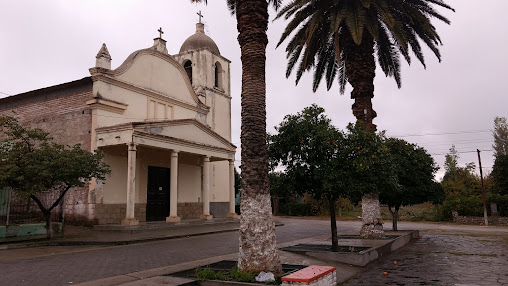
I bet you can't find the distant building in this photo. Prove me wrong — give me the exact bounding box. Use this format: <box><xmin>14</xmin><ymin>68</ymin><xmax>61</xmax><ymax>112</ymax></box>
<box><xmin>0</xmin><ymin>22</ymin><xmax>237</xmax><ymax>225</ymax></box>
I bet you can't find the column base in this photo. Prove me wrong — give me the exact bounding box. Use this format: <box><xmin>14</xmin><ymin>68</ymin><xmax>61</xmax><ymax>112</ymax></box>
<box><xmin>166</xmin><ymin>216</ymin><xmax>181</xmax><ymax>223</ymax></box>
<box><xmin>227</xmin><ymin>213</ymin><xmax>239</xmax><ymax>219</ymax></box>
<box><xmin>200</xmin><ymin>214</ymin><xmax>213</xmax><ymax>220</ymax></box>
<box><xmin>121</xmin><ymin>218</ymin><xmax>139</xmax><ymax>226</ymax></box>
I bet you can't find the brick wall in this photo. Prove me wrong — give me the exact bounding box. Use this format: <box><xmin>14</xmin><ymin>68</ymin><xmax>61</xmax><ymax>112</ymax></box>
<box><xmin>0</xmin><ymin>78</ymin><xmax>95</xmax><ymax>224</ymax></box>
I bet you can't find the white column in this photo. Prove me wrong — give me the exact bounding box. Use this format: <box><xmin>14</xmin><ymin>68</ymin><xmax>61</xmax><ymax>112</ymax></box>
<box><xmin>200</xmin><ymin>156</ymin><xmax>213</xmax><ymax>220</ymax></box>
<box><xmin>122</xmin><ymin>142</ymin><xmax>139</xmax><ymax>226</ymax></box>
<box><xmin>166</xmin><ymin>150</ymin><xmax>181</xmax><ymax>222</ymax></box>
<box><xmin>227</xmin><ymin>160</ymin><xmax>238</xmax><ymax>218</ymax></box>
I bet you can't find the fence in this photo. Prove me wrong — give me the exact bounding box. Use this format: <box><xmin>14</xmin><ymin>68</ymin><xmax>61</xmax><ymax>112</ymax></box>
<box><xmin>0</xmin><ymin>188</ymin><xmax>62</xmax><ymax>226</ymax></box>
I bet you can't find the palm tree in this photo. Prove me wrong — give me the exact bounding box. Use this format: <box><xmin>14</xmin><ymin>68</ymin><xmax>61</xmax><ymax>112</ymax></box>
<box><xmin>276</xmin><ymin>0</ymin><xmax>453</xmax><ymax>238</ymax></box>
<box><xmin>190</xmin><ymin>0</ymin><xmax>282</xmax><ymax>274</ymax></box>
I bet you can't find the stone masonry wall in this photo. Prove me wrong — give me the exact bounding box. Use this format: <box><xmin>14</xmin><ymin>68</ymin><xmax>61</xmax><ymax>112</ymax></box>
<box><xmin>452</xmin><ymin>212</ymin><xmax>508</xmax><ymax>226</ymax></box>
<box><xmin>178</xmin><ymin>202</ymin><xmax>203</xmax><ymax>220</ymax></box>
<box><xmin>94</xmin><ymin>203</ymin><xmax>146</xmax><ymax>225</ymax></box>
<box><xmin>0</xmin><ymin>79</ymin><xmax>95</xmax><ymax>223</ymax></box>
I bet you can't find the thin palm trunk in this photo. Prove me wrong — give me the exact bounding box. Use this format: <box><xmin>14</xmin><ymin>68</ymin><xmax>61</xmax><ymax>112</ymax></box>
<box><xmin>236</xmin><ymin>0</ymin><xmax>282</xmax><ymax>274</ymax></box>
<box><xmin>343</xmin><ymin>29</ymin><xmax>384</xmax><ymax>239</ymax></box>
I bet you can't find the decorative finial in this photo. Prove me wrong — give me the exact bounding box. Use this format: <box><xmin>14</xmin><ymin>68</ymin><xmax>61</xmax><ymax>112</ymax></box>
<box><xmin>95</xmin><ymin>43</ymin><xmax>111</xmax><ymax>69</ymax></box>
<box><xmin>197</xmin><ymin>10</ymin><xmax>204</xmax><ymax>24</ymax></box>
<box><xmin>158</xmin><ymin>27</ymin><xmax>164</xmax><ymax>39</ymax></box>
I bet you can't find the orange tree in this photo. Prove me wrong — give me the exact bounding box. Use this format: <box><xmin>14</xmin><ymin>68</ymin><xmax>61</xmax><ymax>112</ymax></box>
<box><xmin>269</xmin><ymin>105</ymin><xmax>347</xmax><ymax>250</ymax></box>
<box><xmin>380</xmin><ymin>138</ymin><xmax>441</xmax><ymax>230</ymax></box>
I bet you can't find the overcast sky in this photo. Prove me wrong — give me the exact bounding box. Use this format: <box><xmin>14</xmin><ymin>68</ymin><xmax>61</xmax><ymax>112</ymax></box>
<box><xmin>1</xmin><ymin>0</ymin><xmax>507</xmax><ymax>180</ymax></box>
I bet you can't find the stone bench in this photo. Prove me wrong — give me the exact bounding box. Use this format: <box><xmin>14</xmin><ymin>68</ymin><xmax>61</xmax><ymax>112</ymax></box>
<box><xmin>281</xmin><ymin>265</ymin><xmax>336</xmax><ymax>286</ymax></box>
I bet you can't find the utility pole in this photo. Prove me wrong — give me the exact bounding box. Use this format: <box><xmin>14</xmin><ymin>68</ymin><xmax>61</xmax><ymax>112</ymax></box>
<box><xmin>477</xmin><ymin>149</ymin><xmax>488</xmax><ymax>226</ymax></box>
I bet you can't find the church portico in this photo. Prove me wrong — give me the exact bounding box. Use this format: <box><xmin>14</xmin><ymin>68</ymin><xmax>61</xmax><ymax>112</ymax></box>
<box><xmin>95</xmin><ymin>119</ymin><xmax>235</xmax><ymax>225</ymax></box>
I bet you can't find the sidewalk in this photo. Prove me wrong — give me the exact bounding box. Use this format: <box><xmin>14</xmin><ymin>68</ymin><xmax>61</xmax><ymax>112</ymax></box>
<box><xmin>0</xmin><ymin>218</ymin><xmax>241</xmax><ymax>249</ymax></box>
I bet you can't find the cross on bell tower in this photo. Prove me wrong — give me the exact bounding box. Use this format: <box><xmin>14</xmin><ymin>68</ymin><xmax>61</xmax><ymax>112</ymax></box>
<box><xmin>197</xmin><ymin>10</ymin><xmax>204</xmax><ymax>24</ymax></box>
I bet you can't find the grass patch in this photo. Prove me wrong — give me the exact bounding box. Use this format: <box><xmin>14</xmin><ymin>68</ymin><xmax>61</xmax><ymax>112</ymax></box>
<box><xmin>194</xmin><ymin>266</ymin><xmax>278</xmax><ymax>284</ymax></box>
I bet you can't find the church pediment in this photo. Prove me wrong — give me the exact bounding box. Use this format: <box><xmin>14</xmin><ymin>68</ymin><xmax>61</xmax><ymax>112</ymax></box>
<box><xmin>95</xmin><ymin>119</ymin><xmax>235</xmax><ymax>160</ymax></box>
<box><xmin>90</xmin><ymin>48</ymin><xmax>205</xmax><ymax>111</ymax></box>
<box><xmin>117</xmin><ymin>49</ymin><xmax>198</xmax><ymax>106</ymax></box>
<box><xmin>133</xmin><ymin>119</ymin><xmax>234</xmax><ymax>151</ymax></box>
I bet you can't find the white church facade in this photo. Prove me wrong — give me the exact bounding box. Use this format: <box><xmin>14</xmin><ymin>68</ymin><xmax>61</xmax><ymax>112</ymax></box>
<box><xmin>0</xmin><ymin>22</ymin><xmax>237</xmax><ymax>225</ymax></box>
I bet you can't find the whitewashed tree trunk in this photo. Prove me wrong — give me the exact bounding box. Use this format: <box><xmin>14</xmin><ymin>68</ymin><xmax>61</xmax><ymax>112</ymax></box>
<box><xmin>360</xmin><ymin>193</ymin><xmax>385</xmax><ymax>239</ymax></box>
<box><xmin>238</xmin><ymin>190</ymin><xmax>281</xmax><ymax>274</ymax></box>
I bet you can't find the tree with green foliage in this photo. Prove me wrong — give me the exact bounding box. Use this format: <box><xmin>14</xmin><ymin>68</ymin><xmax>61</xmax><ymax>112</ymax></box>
<box><xmin>190</xmin><ymin>0</ymin><xmax>283</xmax><ymax>273</ymax></box>
<box><xmin>439</xmin><ymin>145</ymin><xmax>483</xmax><ymax>219</ymax></box>
<box><xmin>493</xmin><ymin>116</ymin><xmax>508</xmax><ymax>156</ymax></box>
<box><xmin>491</xmin><ymin>154</ymin><xmax>508</xmax><ymax>196</ymax></box>
<box><xmin>268</xmin><ymin>171</ymin><xmax>293</xmax><ymax>216</ymax></box>
<box><xmin>344</xmin><ymin>124</ymin><xmax>397</xmax><ymax>237</ymax></box>
<box><xmin>0</xmin><ymin>116</ymin><xmax>110</xmax><ymax>238</ymax></box>
<box><xmin>442</xmin><ymin>145</ymin><xmax>478</xmax><ymax>196</ymax></box>
<box><xmin>234</xmin><ymin>167</ymin><xmax>241</xmax><ymax>197</ymax></box>
<box><xmin>275</xmin><ymin>0</ymin><xmax>453</xmax><ymax>238</ymax></box>
<box><xmin>380</xmin><ymin>138</ymin><xmax>441</xmax><ymax>230</ymax></box>
<box><xmin>269</xmin><ymin>105</ymin><xmax>347</xmax><ymax>250</ymax></box>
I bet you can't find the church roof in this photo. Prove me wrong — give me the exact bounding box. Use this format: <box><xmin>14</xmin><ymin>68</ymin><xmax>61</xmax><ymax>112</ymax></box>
<box><xmin>179</xmin><ymin>23</ymin><xmax>220</xmax><ymax>55</ymax></box>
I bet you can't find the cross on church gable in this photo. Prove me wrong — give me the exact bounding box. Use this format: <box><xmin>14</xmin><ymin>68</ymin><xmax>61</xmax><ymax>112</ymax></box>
<box><xmin>158</xmin><ymin>27</ymin><xmax>164</xmax><ymax>39</ymax></box>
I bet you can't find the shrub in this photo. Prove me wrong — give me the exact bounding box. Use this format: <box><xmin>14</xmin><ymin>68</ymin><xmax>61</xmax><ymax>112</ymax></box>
<box><xmin>437</xmin><ymin>194</ymin><xmax>484</xmax><ymax>220</ymax></box>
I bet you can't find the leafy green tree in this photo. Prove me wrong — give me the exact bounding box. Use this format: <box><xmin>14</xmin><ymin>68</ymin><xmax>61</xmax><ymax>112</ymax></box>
<box><xmin>269</xmin><ymin>105</ymin><xmax>347</xmax><ymax>250</ymax></box>
<box><xmin>491</xmin><ymin>154</ymin><xmax>508</xmax><ymax>196</ymax></box>
<box><xmin>439</xmin><ymin>146</ymin><xmax>483</xmax><ymax>219</ymax></box>
<box><xmin>380</xmin><ymin>138</ymin><xmax>440</xmax><ymax>230</ymax></box>
<box><xmin>268</xmin><ymin>171</ymin><xmax>293</xmax><ymax>216</ymax></box>
<box><xmin>234</xmin><ymin>167</ymin><xmax>241</xmax><ymax>197</ymax></box>
<box><xmin>493</xmin><ymin>117</ymin><xmax>508</xmax><ymax>156</ymax></box>
<box><xmin>442</xmin><ymin>145</ymin><xmax>478</xmax><ymax>196</ymax></box>
<box><xmin>190</xmin><ymin>0</ymin><xmax>284</xmax><ymax>274</ymax></box>
<box><xmin>344</xmin><ymin>124</ymin><xmax>397</xmax><ymax>238</ymax></box>
<box><xmin>0</xmin><ymin>116</ymin><xmax>110</xmax><ymax>238</ymax></box>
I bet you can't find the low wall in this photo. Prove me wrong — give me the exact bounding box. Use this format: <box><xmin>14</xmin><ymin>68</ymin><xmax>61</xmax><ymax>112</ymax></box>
<box><xmin>0</xmin><ymin>223</ymin><xmax>62</xmax><ymax>238</ymax></box>
<box><xmin>452</xmin><ymin>212</ymin><xmax>508</xmax><ymax>226</ymax></box>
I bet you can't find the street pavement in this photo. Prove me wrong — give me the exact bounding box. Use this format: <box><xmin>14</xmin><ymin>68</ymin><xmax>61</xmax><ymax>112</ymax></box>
<box><xmin>0</xmin><ymin>217</ymin><xmax>350</xmax><ymax>286</ymax></box>
<box><xmin>1</xmin><ymin>217</ymin><xmax>507</xmax><ymax>286</ymax></box>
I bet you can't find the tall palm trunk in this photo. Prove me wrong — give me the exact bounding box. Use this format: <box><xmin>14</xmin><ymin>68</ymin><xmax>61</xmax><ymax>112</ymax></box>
<box><xmin>343</xmin><ymin>29</ymin><xmax>385</xmax><ymax>239</ymax></box>
<box><xmin>342</xmin><ymin>29</ymin><xmax>377</xmax><ymax>129</ymax></box>
<box><xmin>236</xmin><ymin>0</ymin><xmax>282</xmax><ymax>274</ymax></box>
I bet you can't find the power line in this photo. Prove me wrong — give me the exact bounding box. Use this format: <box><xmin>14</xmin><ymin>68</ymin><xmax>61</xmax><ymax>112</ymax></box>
<box><xmin>391</xmin><ymin>129</ymin><xmax>491</xmax><ymax>138</ymax></box>
<box><xmin>430</xmin><ymin>149</ymin><xmax>494</xmax><ymax>156</ymax></box>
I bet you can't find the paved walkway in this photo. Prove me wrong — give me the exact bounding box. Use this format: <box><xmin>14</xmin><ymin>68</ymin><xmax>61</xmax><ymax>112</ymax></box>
<box><xmin>341</xmin><ymin>226</ymin><xmax>508</xmax><ymax>285</ymax></box>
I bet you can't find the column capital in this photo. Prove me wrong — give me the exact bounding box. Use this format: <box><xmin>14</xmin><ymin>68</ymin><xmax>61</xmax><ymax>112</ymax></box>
<box><xmin>127</xmin><ymin>142</ymin><xmax>137</xmax><ymax>151</ymax></box>
<box><xmin>171</xmin><ymin>150</ymin><xmax>179</xmax><ymax>157</ymax></box>
<box><xmin>203</xmin><ymin>155</ymin><xmax>210</xmax><ymax>162</ymax></box>
<box><xmin>229</xmin><ymin>159</ymin><xmax>235</xmax><ymax>166</ymax></box>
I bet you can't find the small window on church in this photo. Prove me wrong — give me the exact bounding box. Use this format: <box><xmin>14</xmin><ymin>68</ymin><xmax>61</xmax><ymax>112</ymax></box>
<box><xmin>214</xmin><ymin>62</ymin><xmax>222</xmax><ymax>89</ymax></box>
<box><xmin>184</xmin><ymin>60</ymin><xmax>192</xmax><ymax>84</ymax></box>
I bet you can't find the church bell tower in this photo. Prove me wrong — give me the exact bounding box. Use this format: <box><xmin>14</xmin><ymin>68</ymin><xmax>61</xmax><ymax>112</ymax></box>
<box><xmin>173</xmin><ymin>15</ymin><xmax>232</xmax><ymax>141</ymax></box>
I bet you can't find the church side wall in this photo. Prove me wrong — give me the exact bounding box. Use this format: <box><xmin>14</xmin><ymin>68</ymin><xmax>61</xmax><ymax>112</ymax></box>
<box><xmin>0</xmin><ymin>80</ymin><xmax>95</xmax><ymax>225</ymax></box>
